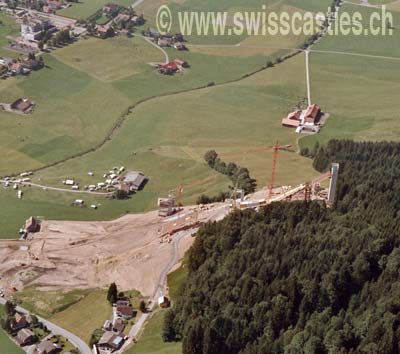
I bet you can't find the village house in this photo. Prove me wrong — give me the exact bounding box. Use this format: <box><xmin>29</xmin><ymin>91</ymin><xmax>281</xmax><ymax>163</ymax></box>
<box><xmin>158</xmin><ymin>295</ymin><xmax>170</xmax><ymax>308</ymax></box>
<box><xmin>11</xmin><ymin>98</ymin><xmax>35</xmax><ymax>114</ymax></box>
<box><xmin>103</xmin><ymin>320</ymin><xmax>112</xmax><ymax>331</ymax></box>
<box><xmin>157</xmin><ymin>38</ymin><xmax>171</xmax><ymax>47</ymax></box>
<box><xmin>116</xmin><ymin>305</ymin><xmax>134</xmax><ymax>319</ymax></box>
<box><xmin>173</xmin><ymin>58</ymin><xmax>189</xmax><ymax>68</ymax></box>
<box><xmin>131</xmin><ymin>15</ymin><xmax>144</xmax><ymax>26</ymax></box>
<box><xmin>22</xmin><ymin>58</ymin><xmax>41</xmax><ymax>71</ymax></box>
<box><xmin>115</xmin><ymin>297</ymin><xmax>130</xmax><ymax>307</ymax></box>
<box><xmin>103</xmin><ymin>3</ymin><xmax>120</xmax><ymax>16</ymax></box>
<box><xmin>98</xmin><ymin>331</ymin><xmax>124</xmax><ymax>352</ymax></box>
<box><xmin>112</xmin><ymin>318</ymin><xmax>125</xmax><ymax>333</ymax></box>
<box><xmin>147</xmin><ymin>27</ymin><xmax>160</xmax><ymax>39</ymax></box>
<box><xmin>96</xmin><ymin>25</ymin><xmax>114</xmax><ymax>39</ymax></box>
<box><xmin>36</xmin><ymin>340</ymin><xmax>61</xmax><ymax>354</ymax></box>
<box><xmin>11</xmin><ymin>62</ymin><xmax>31</xmax><ymax>75</ymax></box>
<box><xmin>158</xmin><ymin>61</ymin><xmax>178</xmax><ymax>75</ymax></box>
<box><xmin>113</xmin><ymin>13</ymin><xmax>131</xmax><ymax>26</ymax></box>
<box><xmin>16</xmin><ymin>328</ymin><xmax>37</xmax><ymax>346</ymax></box>
<box><xmin>0</xmin><ymin>57</ymin><xmax>13</xmax><ymax>66</ymax></box>
<box><xmin>173</xmin><ymin>42</ymin><xmax>187</xmax><ymax>51</ymax></box>
<box><xmin>10</xmin><ymin>313</ymin><xmax>29</xmax><ymax>332</ymax></box>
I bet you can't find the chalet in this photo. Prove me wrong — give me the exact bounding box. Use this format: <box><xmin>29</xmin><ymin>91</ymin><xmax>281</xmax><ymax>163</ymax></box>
<box><xmin>37</xmin><ymin>340</ymin><xmax>61</xmax><ymax>354</ymax></box>
<box><xmin>116</xmin><ymin>305</ymin><xmax>134</xmax><ymax>319</ymax></box>
<box><xmin>25</xmin><ymin>216</ymin><xmax>40</xmax><ymax>233</ymax></box>
<box><xmin>16</xmin><ymin>328</ymin><xmax>36</xmax><ymax>346</ymax></box>
<box><xmin>11</xmin><ymin>98</ymin><xmax>35</xmax><ymax>113</ymax></box>
<box><xmin>98</xmin><ymin>331</ymin><xmax>124</xmax><ymax>351</ymax></box>
<box><xmin>10</xmin><ymin>313</ymin><xmax>29</xmax><ymax>332</ymax></box>
<box><xmin>122</xmin><ymin>171</ymin><xmax>147</xmax><ymax>191</ymax></box>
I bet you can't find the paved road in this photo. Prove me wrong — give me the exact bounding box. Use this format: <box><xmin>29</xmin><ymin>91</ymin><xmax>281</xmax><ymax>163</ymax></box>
<box><xmin>0</xmin><ymin>298</ymin><xmax>92</xmax><ymax>354</ymax></box>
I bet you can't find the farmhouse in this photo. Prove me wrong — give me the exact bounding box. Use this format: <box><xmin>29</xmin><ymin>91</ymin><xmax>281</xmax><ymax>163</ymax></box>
<box><xmin>16</xmin><ymin>328</ymin><xmax>36</xmax><ymax>346</ymax></box>
<box><xmin>282</xmin><ymin>104</ymin><xmax>322</xmax><ymax>133</ymax></box>
<box><xmin>303</xmin><ymin>103</ymin><xmax>321</xmax><ymax>124</ymax></box>
<box><xmin>122</xmin><ymin>171</ymin><xmax>147</xmax><ymax>191</ymax></box>
<box><xmin>10</xmin><ymin>98</ymin><xmax>35</xmax><ymax>113</ymax></box>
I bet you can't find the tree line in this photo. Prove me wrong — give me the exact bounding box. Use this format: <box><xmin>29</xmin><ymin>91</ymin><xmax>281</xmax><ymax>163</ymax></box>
<box><xmin>163</xmin><ymin>139</ymin><xmax>400</xmax><ymax>354</ymax></box>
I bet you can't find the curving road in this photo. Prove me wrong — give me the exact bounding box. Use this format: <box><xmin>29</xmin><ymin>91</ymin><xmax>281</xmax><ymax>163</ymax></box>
<box><xmin>0</xmin><ymin>298</ymin><xmax>92</xmax><ymax>354</ymax></box>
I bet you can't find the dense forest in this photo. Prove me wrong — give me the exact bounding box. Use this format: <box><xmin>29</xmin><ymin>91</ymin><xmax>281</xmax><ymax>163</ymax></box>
<box><xmin>164</xmin><ymin>140</ymin><xmax>400</xmax><ymax>354</ymax></box>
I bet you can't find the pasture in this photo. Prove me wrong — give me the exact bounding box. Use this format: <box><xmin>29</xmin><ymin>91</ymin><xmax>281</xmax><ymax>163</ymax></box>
<box><xmin>57</xmin><ymin>0</ymin><xmax>134</xmax><ymax>19</ymax></box>
<box><xmin>52</xmin><ymin>36</ymin><xmax>164</xmax><ymax>82</ymax></box>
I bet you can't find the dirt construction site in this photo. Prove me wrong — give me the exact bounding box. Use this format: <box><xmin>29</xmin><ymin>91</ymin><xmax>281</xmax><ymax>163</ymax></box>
<box><xmin>0</xmin><ymin>205</ymin><xmax>230</xmax><ymax>297</ymax></box>
<box><xmin>0</xmin><ymin>168</ymin><xmax>334</xmax><ymax>299</ymax></box>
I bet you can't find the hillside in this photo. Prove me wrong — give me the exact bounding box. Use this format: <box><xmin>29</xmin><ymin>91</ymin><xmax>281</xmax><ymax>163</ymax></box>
<box><xmin>165</xmin><ymin>140</ymin><xmax>400</xmax><ymax>354</ymax></box>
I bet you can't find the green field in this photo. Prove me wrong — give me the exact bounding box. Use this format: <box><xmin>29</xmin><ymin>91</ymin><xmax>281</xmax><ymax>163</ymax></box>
<box><xmin>300</xmin><ymin>3</ymin><xmax>400</xmax><ymax>149</ymax></box>
<box><xmin>52</xmin><ymin>36</ymin><xmax>164</xmax><ymax>82</ymax></box>
<box><xmin>0</xmin><ymin>12</ymin><xmax>19</xmax><ymax>58</ymax></box>
<box><xmin>14</xmin><ymin>288</ymin><xmax>111</xmax><ymax>343</ymax></box>
<box><xmin>58</xmin><ymin>0</ymin><xmax>134</xmax><ymax>19</ymax></box>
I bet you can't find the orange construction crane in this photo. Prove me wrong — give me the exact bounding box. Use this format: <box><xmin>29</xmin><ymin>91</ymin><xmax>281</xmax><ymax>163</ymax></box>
<box><xmin>268</xmin><ymin>141</ymin><xmax>292</xmax><ymax>200</ymax></box>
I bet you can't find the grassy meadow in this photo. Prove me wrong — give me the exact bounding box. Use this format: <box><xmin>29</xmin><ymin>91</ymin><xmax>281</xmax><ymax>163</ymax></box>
<box><xmin>57</xmin><ymin>0</ymin><xmax>134</xmax><ymax>19</ymax></box>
